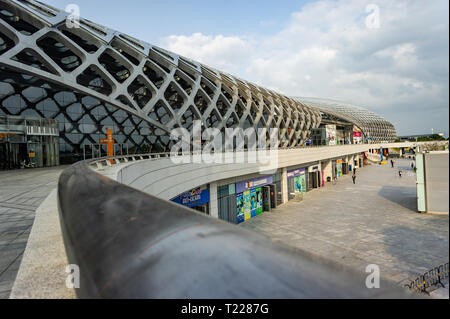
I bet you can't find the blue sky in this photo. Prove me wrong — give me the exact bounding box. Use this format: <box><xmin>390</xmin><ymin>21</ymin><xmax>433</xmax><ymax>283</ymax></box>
<box><xmin>43</xmin><ymin>0</ymin><xmax>449</xmax><ymax>137</ymax></box>
<box><xmin>45</xmin><ymin>0</ymin><xmax>314</xmax><ymax>42</ymax></box>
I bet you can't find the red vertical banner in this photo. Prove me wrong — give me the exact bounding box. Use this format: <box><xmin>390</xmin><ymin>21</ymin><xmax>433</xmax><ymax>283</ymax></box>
<box><xmin>100</xmin><ymin>128</ymin><xmax>115</xmax><ymax>164</ymax></box>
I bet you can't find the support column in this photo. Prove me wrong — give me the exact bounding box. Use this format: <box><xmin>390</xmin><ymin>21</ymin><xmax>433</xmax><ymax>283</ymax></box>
<box><xmin>322</xmin><ymin>160</ymin><xmax>332</xmax><ymax>183</ymax></box>
<box><xmin>209</xmin><ymin>182</ymin><xmax>219</xmax><ymax>219</ymax></box>
<box><xmin>281</xmin><ymin>167</ymin><xmax>288</xmax><ymax>204</ymax></box>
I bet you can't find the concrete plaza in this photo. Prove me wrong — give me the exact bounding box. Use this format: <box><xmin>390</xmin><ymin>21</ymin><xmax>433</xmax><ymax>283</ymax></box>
<box><xmin>0</xmin><ymin>167</ymin><xmax>65</xmax><ymax>299</ymax></box>
<box><xmin>241</xmin><ymin>159</ymin><xmax>449</xmax><ymax>292</ymax></box>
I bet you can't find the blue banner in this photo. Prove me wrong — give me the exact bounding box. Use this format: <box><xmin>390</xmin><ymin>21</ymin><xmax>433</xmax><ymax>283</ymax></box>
<box><xmin>172</xmin><ymin>188</ymin><xmax>210</xmax><ymax>208</ymax></box>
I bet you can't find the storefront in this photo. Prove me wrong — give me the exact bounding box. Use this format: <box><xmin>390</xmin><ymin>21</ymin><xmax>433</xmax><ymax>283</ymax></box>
<box><xmin>235</xmin><ymin>175</ymin><xmax>273</xmax><ymax>224</ymax></box>
<box><xmin>308</xmin><ymin>164</ymin><xmax>321</xmax><ymax>189</ymax></box>
<box><xmin>287</xmin><ymin>168</ymin><xmax>307</xmax><ymax>200</ymax></box>
<box><xmin>217</xmin><ymin>184</ymin><xmax>237</xmax><ymax>224</ymax></box>
<box><xmin>171</xmin><ymin>185</ymin><xmax>210</xmax><ymax>215</ymax></box>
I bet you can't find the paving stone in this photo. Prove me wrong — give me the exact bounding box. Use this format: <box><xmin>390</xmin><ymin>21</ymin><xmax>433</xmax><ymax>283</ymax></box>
<box><xmin>0</xmin><ymin>166</ymin><xmax>65</xmax><ymax>299</ymax></box>
<box><xmin>241</xmin><ymin>159</ymin><xmax>449</xmax><ymax>286</ymax></box>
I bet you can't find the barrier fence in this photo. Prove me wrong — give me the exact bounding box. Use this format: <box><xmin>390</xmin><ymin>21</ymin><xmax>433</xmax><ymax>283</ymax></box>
<box><xmin>403</xmin><ymin>263</ymin><xmax>449</xmax><ymax>295</ymax></box>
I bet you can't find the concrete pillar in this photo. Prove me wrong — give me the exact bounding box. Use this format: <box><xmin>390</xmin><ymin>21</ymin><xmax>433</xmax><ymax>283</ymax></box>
<box><xmin>322</xmin><ymin>160</ymin><xmax>332</xmax><ymax>183</ymax></box>
<box><xmin>209</xmin><ymin>182</ymin><xmax>218</xmax><ymax>219</ymax></box>
<box><xmin>281</xmin><ymin>167</ymin><xmax>288</xmax><ymax>204</ymax></box>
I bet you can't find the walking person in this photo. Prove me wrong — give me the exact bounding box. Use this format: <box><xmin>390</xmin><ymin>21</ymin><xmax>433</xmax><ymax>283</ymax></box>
<box><xmin>352</xmin><ymin>174</ymin><xmax>356</xmax><ymax>184</ymax></box>
<box><xmin>411</xmin><ymin>162</ymin><xmax>415</xmax><ymax>170</ymax></box>
<box><xmin>398</xmin><ymin>170</ymin><xmax>402</xmax><ymax>178</ymax></box>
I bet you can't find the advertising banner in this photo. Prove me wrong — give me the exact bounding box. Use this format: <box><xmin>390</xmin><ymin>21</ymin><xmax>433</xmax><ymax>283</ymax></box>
<box><xmin>243</xmin><ymin>190</ymin><xmax>251</xmax><ymax>221</ymax></box>
<box><xmin>171</xmin><ymin>187</ymin><xmax>210</xmax><ymax>208</ymax></box>
<box><xmin>236</xmin><ymin>193</ymin><xmax>244</xmax><ymax>224</ymax></box>
<box><xmin>235</xmin><ymin>176</ymin><xmax>273</xmax><ymax>194</ymax></box>
<box><xmin>325</xmin><ymin>125</ymin><xmax>337</xmax><ymax>145</ymax></box>
<box><xmin>288</xmin><ymin>168</ymin><xmax>307</xmax><ymax>193</ymax></box>
<box><xmin>353</xmin><ymin>131</ymin><xmax>362</xmax><ymax>144</ymax></box>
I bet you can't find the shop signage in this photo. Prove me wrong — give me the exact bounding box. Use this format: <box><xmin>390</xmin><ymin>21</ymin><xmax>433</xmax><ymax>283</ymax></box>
<box><xmin>336</xmin><ymin>159</ymin><xmax>343</xmax><ymax>164</ymax></box>
<box><xmin>287</xmin><ymin>168</ymin><xmax>306</xmax><ymax>178</ymax></box>
<box><xmin>308</xmin><ymin>165</ymin><xmax>319</xmax><ymax>173</ymax></box>
<box><xmin>235</xmin><ymin>176</ymin><xmax>273</xmax><ymax>194</ymax></box>
<box><xmin>171</xmin><ymin>188</ymin><xmax>210</xmax><ymax>208</ymax></box>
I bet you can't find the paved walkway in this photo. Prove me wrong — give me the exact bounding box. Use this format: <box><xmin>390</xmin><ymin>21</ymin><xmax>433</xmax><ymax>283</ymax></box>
<box><xmin>241</xmin><ymin>159</ymin><xmax>449</xmax><ymax>293</ymax></box>
<box><xmin>0</xmin><ymin>166</ymin><xmax>65</xmax><ymax>299</ymax></box>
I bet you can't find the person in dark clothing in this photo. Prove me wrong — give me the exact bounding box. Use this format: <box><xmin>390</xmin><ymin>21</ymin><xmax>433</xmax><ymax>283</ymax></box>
<box><xmin>353</xmin><ymin>167</ymin><xmax>357</xmax><ymax>175</ymax></box>
<box><xmin>411</xmin><ymin>162</ymin><xmax>415</xmax><ymax>170</ymax></box>
<box><xmin>398</xmin><ymin>170</ymin><xmax>402</xmax><ymax>177</ymax></box>
<box><xmin>352</xmin><ymin>175</ymin><xmax>356</xmax><ymax>184</ymax></box>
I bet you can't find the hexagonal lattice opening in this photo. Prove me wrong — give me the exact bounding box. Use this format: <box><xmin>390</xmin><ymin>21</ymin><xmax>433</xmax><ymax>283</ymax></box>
<box><xmin>127</xmin><ymin>76</ymin><xmax>153</xmax><ymax>109</ymax></box>
<box><xmin>180</xmin><ymin>105</ymin><xmax>200</xmax><ymax>131</ymax></box>
<box><xmin>200</xmin><ymin>77</ymin><xmax>216</xmax><ymax>99</ymax></box>
<box><xmin>164</xmin><ymin>82</ymin><xmax>185</xmax><ymax>112</ymax></box>
<box><xmin>98</xmin><ymin>51</ymin><xmax>131</xmax><ymax>83</ymax></box>
<box><xmin>60</xmin><ymin>28</ymin><xmax>99</xmax><ymax>54</ymax></box>
<box><xmin>205</xmin><ymin>109</ymin><xmax>221</xmax><ymax>129</ymax></box>
<box><xmin>77</xmin><ymin>65</ymin><xmax>113</xmax><ymax>96</ymax></box>
<box><xmin>0</xmin><ymin>31</ymin><xmax>15</xmax><ymax>55</ymax></box>
<box><xmin>11</xmin><ymin>49</ymin><xmax>57</xmax><ymax>74</ymax></box>
<box><xmin>216</xmin><ymin>95</ymin><xmax>230</xmax><ymax>117</ymax></box>
<box><xmin>37</xmin><ymin>36</ymin><xmax>82</xmax><ymax>72</ymax></box>
<box><xmin>142</xmin><ymin>61</ymin><xmax>165</xmax><ymax>89</ymax></box>
<box><xmin>194</xmin><ymin>89</ymin><xmax>210</xmax><ymax>115</ymax></box>
<box><xmin>0</xmin><ymin>8</ymin><xmax>39</xmax><ymax>36</ymax></box>
<box><xmin>148</xmin><ymin>100</ymin><xmax>172</xmax><ymax>125</ymax></box>
<box><xmin>174</xmin><ymin>70</ymin><xmax>194</xmax><ymax>95</ymax></box>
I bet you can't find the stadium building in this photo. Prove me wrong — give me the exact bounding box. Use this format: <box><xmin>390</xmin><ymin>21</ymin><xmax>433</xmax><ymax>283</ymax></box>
<box><xmin>0</xmin><ymin>0</ymin><xmax>396</xmax><ymax>169</ymax></box>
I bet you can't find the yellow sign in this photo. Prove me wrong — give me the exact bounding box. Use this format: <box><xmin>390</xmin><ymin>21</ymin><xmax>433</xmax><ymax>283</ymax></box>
<box><xmin>29</xmin><ymin>152</ymin><xmax>35</xmax><ymax>158</ymax></box>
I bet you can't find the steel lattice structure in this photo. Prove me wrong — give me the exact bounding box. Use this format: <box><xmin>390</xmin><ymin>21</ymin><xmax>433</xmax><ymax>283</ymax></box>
<box><xmin>0</xmin><ymin>0</ymin><xmax>324</xmax><ymax>162</ymax></box>
<box><xmin>293</xmin><ymin>97</ymin><xmax>397</xmax><ymax>143</ymax></box>
<box><xmin>0</xmin><ymin>0</ymin><xmax>397</xmax><ymax>163</ymax></box>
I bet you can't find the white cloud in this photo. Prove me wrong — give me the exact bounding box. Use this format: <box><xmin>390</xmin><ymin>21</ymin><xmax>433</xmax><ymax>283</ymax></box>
<box><xmin>160</xmin><ymin>0</ymin><xmax>449</xmax><ymax>136</ymax></box>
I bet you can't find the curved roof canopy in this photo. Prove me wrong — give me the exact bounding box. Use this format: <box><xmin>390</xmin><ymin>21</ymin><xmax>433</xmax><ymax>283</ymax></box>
<box><xmin>293</xmin><ymin>97</ymin><xmax>397</xmax><ymax>142</ymax></box>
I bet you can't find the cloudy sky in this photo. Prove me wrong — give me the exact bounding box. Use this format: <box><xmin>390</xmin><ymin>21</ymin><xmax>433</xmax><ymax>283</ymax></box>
<box><xmin>47</xmin><ymin>0</ymin><xmax>449</xmax><ymax>136</ymax></box>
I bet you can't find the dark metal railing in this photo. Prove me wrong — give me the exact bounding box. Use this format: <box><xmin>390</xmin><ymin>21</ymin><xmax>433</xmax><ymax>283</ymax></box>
<box><xmin>57</xmin><ymin>159</ymin><xmax>415</xmax><ymax>298</ymax></box>
<box><xmin>403</xmin><ymin>263</ymin><xmax>449</xmax><ymax>295</ymax></box>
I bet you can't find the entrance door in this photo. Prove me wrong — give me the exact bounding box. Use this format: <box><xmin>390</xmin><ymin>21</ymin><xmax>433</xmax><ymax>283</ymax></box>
<box><xmin>218</xmin><ymin>195</ymin><xmax>237</xmax><ymax>224</ymax></box>
<box><xmin>269</xmin><ymin>184</ymin><xmax>277</xmax><ymax>209</ymax></box>
<box><xmin>262</xmin><ymin>186</ymin><xmax>271</xmax><ymax>211</ymax></box>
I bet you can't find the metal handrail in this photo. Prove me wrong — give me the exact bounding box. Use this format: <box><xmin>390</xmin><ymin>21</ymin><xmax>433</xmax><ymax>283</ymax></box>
<box><xmin>57</xmin><ymin>158</ymin><xmax>415</xmax><ymax>298</ymax></box>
